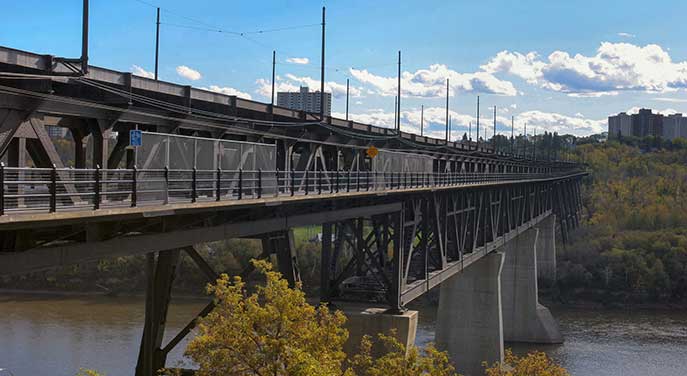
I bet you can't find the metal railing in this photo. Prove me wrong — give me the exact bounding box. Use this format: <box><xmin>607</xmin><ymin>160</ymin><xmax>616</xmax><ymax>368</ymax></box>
<box><xmin>0</xmin><ymin>164</ymin><xmax>581</xmax><ymax>216</ymax></box>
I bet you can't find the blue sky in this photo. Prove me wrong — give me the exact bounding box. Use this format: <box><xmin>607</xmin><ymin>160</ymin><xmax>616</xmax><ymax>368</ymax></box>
<box><xmin>3</xmin><ymin>0</ymin><xmax>687</xmax><ymax>137</ymax></box>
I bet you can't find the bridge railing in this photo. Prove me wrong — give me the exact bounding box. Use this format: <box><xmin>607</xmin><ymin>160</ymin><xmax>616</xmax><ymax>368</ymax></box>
<box><xmin>0</xmin><ymin>165</ymin><xmax>582</xmax><ymax>215</ymax></box>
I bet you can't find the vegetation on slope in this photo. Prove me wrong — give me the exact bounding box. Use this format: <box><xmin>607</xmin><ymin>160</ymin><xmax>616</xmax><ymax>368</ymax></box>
<box><xmin>556</xmin><ymin>140</ymin><xmax>687</xmax><ymax>304</ymax></box>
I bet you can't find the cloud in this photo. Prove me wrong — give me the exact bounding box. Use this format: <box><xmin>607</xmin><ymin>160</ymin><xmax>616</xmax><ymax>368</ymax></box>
<box><xmin>517</xmin><ymin>110</ymin><xmax>605</xmax><ymax>136</ymax></box>
<box><xmin>617</xmin><ymin>32</ymin><xmax>635</xmax><ymax>38</ymax></box>
<box><xmin>255</xmin><ymin>75</ymin><xmax>362</xmax><ymax>99</ymax></box>
<box><xmin>176</xmin><ymin>65</ymin><xmax>202</xmax><ymax>81</ymax></box>
<box><xmin>653</xmin><ymin>97</ymin><xmax>687</xmax><ymax>103</ymax></box>
<box><xmin>132</xmin><ymin>65</ymin><xmax>154</xmax><ymax>79</ymax></box>
<box><xmin>622</xmin><ymin>107</ymin><xmax>682</xmax><ymax>116</ymax></box>
<box><xmin>349</xmin><ymin>64</ymin><xmax>518</xmax><ymax>97</ymax></box>
<box><xmin>286</xmin><ymin>57</ymin><xmax>309</xmax><ymax>65</ymax></box>
<box><xmin>201</xmin><ymin>85</ymin><xmax>252</xmax><ymax>100</ymax></box>
<box><xmin>483</xmin><ymin>42</ymin><xmax>687</xmax><ymax>96</ymax></box>
<box><xmin>332</xmin><ymin>107</ymin><xmax>606</xmax><ymax>138</ymax></box>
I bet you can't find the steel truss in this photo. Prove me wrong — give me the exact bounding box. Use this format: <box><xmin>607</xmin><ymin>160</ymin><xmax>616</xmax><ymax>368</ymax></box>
<box><xmin>319</xmin><ymin>176</ymin><xmax>583</xmax><ymax>308</ymax></box>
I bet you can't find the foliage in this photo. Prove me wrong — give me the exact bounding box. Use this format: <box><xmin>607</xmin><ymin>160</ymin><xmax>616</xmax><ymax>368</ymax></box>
<box><xmin>75</xmin><ymin>369</ymin><xmax>103</xmax><ymax>376</ymax></box>
<box><xmin>557</xmin><ymin>140</ymin><xmax>687</xmax><ymax>303</ymax></box>
<box><xmin>185</xmin><ymin>259</ymin><xmax>350</xmax><ymax>376</ymax></box>
<box><xmin>185</xmin><ymin>259</ymin><xmax>473</xmax><ymax>376</ymax></box>
<box><xmin>484</xmin><ymin>349</ymin><xmax>569</xmax><ymax>376</ymax></box>
<box><xmin>349</xmin><ymin>333</ymin><xmax>457</xmax><ymax>376</ymax></box>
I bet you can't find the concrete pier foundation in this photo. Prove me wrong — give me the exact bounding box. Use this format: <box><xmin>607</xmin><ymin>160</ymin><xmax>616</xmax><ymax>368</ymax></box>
<box><xmin>342</xmin><ymin>306</ymin><xmax>418</xmax><ymax>356</ymax></box>
<box><xmin>436</xmin><ymin>252</ymin><xmax>505</xmax><ymax>376</ymax></box>
<box><xmin>535</xmin><ymin>214</ymin><xmax>557</xmax><ymax>285</ymax></box>
<box><xmin>501</xmin><ymin>227</ymin><xmax>563</xmax><ymax>344</ymax></box>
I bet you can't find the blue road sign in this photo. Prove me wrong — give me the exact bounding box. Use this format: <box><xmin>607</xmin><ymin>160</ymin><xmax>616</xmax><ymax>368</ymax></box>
<box><xmin>130</xmin><ymin>129</ymin><xmax>142</xmax><ymax>147</ymax></box>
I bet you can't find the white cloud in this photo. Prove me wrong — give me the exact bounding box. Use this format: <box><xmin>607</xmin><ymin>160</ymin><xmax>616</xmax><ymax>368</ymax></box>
<box><xmin>255</xmin><ymin>75</ymin><xmax>361</xmax><ymax>99</ymax></box>
<box><xmin>176</xmin><ymin>65</ymin><xmax>202</xmax><ymax>81</ymax></box>
<box><xmin>653</xmin><ymin>97</ymin><xmax>687</xmax><ymax>103</ymax></box>
<box><xmin>517</xmin><ymin>110</ymin><xmax>605</xmax><ymax>136</ymax></box>
<box><xmin>255</xmin><ymin>78</ymin><xmax>300</xmax><ymax>98</ymax></box>
<box><xmin>332</xmin><ymin>107</ymin><xmax>503</xmax><ymax>140</ymax></box>
<box><xmin>286</xmin><ymin>57</ymin><xmax>309</xmax><ymax>65</ymax></box>
<box><xmin>132</xmin><ymin>65</ymin><xmax>155</xmax><ymax>79</ymax></box>
<box><xmin>483</xmin><ymin>42</ymin><xmax>687</xmax><ymax>96</ymax></box>
<box><xmin>622</xmin><ymin>107</ymin><xmax>682</xmax><ymax>116</ymax></box>
<box><xmin>617</xmin><ymin>32</ymin><xmax>635</xmax><ymax>38</ymax></box>
<box><xmin>331</xmin><ymin>107</ymin><xmax>604</xmax><ymax>138</ymax></box>
<box><xmin>201</xmin><ymin>85</ymin><xmax>252</xmax><ymax>100</ymax></box>
<box><xmin>349</xmin><ymin>64</ymin><xmax>518</xmax><ymax>97</ymax></box>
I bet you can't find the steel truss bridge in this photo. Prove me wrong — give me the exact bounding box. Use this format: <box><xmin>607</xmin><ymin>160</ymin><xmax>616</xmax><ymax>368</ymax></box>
<box><xmin>0</xmin><ymin>45</ymin><xmax>585</xmax><ymax>375</ymax></box>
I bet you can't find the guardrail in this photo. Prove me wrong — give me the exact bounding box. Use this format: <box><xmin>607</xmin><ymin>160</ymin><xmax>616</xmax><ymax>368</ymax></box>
<box><xmin>0</xmin><ymin>164</ymin><xmax>582</xmax><ymax>215</ymax></box>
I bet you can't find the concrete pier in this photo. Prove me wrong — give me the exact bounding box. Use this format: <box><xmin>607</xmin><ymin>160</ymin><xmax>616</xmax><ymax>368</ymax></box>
<box><xmin>501</xmin><ymin>227</ymin><xmax>563</xmax><ymax>344</ymax></box>
<box><xmin>535</xmin><ymin>214</ymin><xmax>557</xmax><ymax>285</ymax></box>
<box><xmin>342</xmin><ymin>306</ymin><xmax>418</xmax><ymax>356</ymax></box>
<box><xmin>436</xmin><ymin>252</ymin><xmax>505</xmax><ymax>376</ymax></box>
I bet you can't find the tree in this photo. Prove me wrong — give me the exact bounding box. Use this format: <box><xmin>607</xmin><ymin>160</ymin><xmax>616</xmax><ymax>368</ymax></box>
<box><xmin>183</xmin><ymin>260</ymin><xmax>475</xmax><ymax>376</ymax></box>
<box><xmin>184</xmin><ymin>259</ymin><xmax>349</xmax><ymax>376</ymax></box>
<box><xmin>349</xmin><ymin>333</ymin><xmax>457</xmax><ymax>376</ymax></box>
<box><xmin>484</xmin><ymin>349</ymin><xmax>569</xmax><ymax>376</ymax></box>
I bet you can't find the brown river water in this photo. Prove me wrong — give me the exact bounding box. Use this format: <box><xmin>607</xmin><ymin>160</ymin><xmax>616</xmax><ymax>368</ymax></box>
<box><xmin>0</xmin><ymin>293</ymin><xmax>686</xmax><ymax>376</ymax></box>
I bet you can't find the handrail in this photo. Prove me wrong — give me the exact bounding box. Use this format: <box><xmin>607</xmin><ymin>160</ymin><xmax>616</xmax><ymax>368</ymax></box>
<box><xmin>0</xmin><ymin>164</ymin><xmax>585</xmax><ymax>216</ymax></box>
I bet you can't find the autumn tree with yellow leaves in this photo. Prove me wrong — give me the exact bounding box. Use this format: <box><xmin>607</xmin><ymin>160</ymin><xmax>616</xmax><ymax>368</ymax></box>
<box><xmin>181</xmin><ymin>259</ymin><xmax>568</xmax><ymax>376</ymax></box>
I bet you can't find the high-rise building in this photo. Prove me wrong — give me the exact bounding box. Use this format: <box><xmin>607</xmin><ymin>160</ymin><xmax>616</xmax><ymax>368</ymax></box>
<box><xmin>608</xmin><ymin>109</ymin><xmax>664</xmax><ymax>138</ymax></box>
<box><xmin>608</xmin><ymin>112</ymin><xmax>631</xmax><ymax>139</ymax></box>
<box><xmin>631</xmin><ymin>108</ymin><xmax>662</xmax><ymax>138</ymax></box>
<box><xmin>662</xmin><ymin>113</ymin><xmax>687</xmax><ymax>140</ymax></box>
<box><xmin>277</xmin><ymin>86</ymin><xmax>332</xmax><ymax>116</ymax></box>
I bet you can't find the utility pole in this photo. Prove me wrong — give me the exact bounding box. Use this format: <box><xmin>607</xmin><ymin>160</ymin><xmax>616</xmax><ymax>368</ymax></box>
<box><xmin>449</xmin><ymin>115</ymin><xmax>452</xmax><ymax>142</ymax></box>
<box><xmin>345</xmin><ymin>78</ymin><xmax>349</xmax><ymax>121</ymax></box>
<box><xmin>397</xmin><ymin>50</ymin><xmax>401</xmax><ymax>131</ymax></box>
<box><xmin>511</xmin><ymin>115</ymin><xmax>514</xmax><ymax>155</ymax></box>
<box><xmin>81</xmin><ymin>0</ymin><xmax>89</xmax><ymax>74</ymax></box>
<box><xmin>320</xmin><ymin>6</ymin><xmax>326</xmax><ymax>120</ymax></box>
<box><xmin>476</xmin><ymin>96</ymin><xmax>480</xmax><ymax>148</ymax></box>
<box><xmin>493</xmin><ymin>105</ymin><xmax>497</xmax><ymax>150</ymax></box>
<box><xmin>445</xmin><ymin>78</ymin><xmax>449</xmax><ymax>142</ymax></box>
<box><xmin>271</xmin><ymin>50</ymin><xmax>276</xmax><ymax>106</ymax></box>
<box><xmin>533</xmin><ymin>127</ymin><xmax>537</xmax><ymax>160</ymax></box>
<box><xmin>154</xmin><ymin>7</ymin><xmax>160</xmax><ymax>80</ymax></box>
<box><xmin>394</xmin><ymin>96</ymin><xmax>397</xmax><ymax>129</ymax></box>
<box><xmin>420</xmin><ymin>105</ymin><xmax>424</xmax><ymax>137</ymax></box>
<box><xmin>524</xmin><ymin>122</ymin><xmax>527</xmax><ymax>158</ymax></box>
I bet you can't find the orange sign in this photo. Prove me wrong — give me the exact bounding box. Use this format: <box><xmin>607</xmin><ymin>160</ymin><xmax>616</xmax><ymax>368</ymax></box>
<box><xmin>366</xmin><ymin>146</ymin><xmax>379</xmax><ymax>159</ymax></box>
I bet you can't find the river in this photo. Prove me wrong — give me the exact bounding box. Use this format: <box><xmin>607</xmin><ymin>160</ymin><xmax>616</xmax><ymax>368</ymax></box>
<box><xmin>0</xmin><ymin>293</ymin><xmax>686</xmax><ymax>376</ymax></box>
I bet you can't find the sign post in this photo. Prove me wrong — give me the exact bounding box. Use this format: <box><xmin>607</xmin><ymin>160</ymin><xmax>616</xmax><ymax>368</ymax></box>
<box><xmin>366</xmin><ymin>145</ymin><xmax>379</xmax><ymax>159</ymax></box>
<box><xmin>130</xmin><ymin>129</ymin><xmax>142</xmax><ymax>147</ymax></box>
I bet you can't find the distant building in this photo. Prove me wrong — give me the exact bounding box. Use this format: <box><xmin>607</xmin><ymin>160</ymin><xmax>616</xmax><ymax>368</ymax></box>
<box><xmin>608</xmin><ymin>112</ymin><xmax>631</xmax><ymax>138</ymax></box>
<box><xmin>608</xmin><ymin>108</ymin><xmax>665</xmax><ymax>139</ymax></box>
<box><xmin>662</xmin><ymin>113</ymin><xmax>687</xmax><ymax>140</ymax></box>
<box><xmin>277</xmin><ymin>86</ymin><xmax>331</xmax><ymax>116</ymax></box>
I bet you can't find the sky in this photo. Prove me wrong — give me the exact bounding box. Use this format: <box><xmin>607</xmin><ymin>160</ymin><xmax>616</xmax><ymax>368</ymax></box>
<box><xmin>3</xmin><ymin>0</ymin><xmax>687</xmax><ymax>138</ymax></box>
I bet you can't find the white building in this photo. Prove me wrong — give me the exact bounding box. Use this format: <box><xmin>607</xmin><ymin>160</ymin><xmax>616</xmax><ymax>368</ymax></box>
<box><xmin>277</xmin><ymin>86</ymin><xmax>332</xmax><ymax>116</ymax></box>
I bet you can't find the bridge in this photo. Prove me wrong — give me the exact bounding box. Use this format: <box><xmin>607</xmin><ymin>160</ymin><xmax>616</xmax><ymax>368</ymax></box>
<box><xmin>0</xmin><ymin>45</ymin><xmax>585</xmax><ymax>376</ymax></box>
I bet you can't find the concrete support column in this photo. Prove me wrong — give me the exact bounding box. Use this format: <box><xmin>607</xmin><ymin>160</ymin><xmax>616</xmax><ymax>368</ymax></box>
<box><xmin>342</xmin><ymin>306</ymin><xmax>418</xmax><ymax>357</ymax></box>
<box><xmin>535</xmin><ymin>214</ymin><xmax>556</xmax><ymax>285</ymax></box>
<box><xmin>501</xmin><ymin>226</ymin><xmax>562</xmax><ymax>344</ymax></box>
<box><xmin>436</xmin><ymin>252</ymin><xmax>505</xmax><ymax>376</ymax></box>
